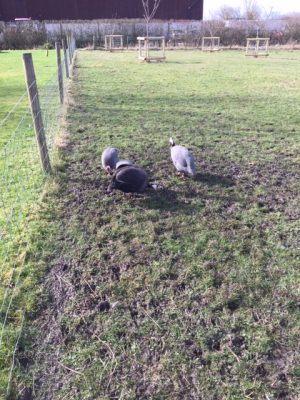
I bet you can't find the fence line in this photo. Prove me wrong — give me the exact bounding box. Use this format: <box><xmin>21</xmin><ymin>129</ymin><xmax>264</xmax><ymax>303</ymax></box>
<box><xmin>23</xmin><ymin>53</ymin><xmax>52</xmax><ymax>174</ymax></box>
<box><xmin>0</xmin><ymin>85</ymin><xmax>33</xmax><ymax>130</ymax></box>
<box><xmin>0</xmin><ymin>34</ymin><xmax>76</xmax><ymax>397</ymax></box>
<box><xmin>6</xmin><ymin>312</ymin><xmax>25</xmax><ymax>397</ymax></box>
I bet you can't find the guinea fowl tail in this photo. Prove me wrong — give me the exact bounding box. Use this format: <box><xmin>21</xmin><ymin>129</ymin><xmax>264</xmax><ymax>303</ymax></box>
<box><xmin>187</xmin><ymin>159</ymin><xmax>196</xmax><ymax>178</ymax></box>
<box><xmin>148</xmin><ymin>183</ymin><xmax>159</xmax><ymax>190</ymax></box>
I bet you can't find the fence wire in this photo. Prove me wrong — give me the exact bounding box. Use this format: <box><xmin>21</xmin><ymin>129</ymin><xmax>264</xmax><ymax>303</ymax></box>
<box><xmin>0</xmin><ymin>44</ymin><xmax>74</xmax><ymax>397</ymax></box>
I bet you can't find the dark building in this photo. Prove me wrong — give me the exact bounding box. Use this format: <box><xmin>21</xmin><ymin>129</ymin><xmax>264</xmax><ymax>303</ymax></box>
<box><xmin>0</xmin><ymin>0</ymin><xmax>203</xmax><ymax>21</ymax></box>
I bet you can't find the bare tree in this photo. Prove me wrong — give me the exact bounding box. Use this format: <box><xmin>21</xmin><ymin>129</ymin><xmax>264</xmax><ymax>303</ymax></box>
<box><xmin>141</xmin><ymin>0</ymin><xmax>162</xmax><ymax>36</ymax></box>
<box><xmin>243</xmin><ymin>0</ymin><xmax>261</xmax><ymax>20</ymax></box>
<box><xmin>202</xmin><ymin>20</ymin><xmax>225</xmax><ymax>37</ymax></box>
<box><xmin>262</xmin><ymin>6</ymin><xmax>279</xmax><ymax>20</ymax></box>
<box><xmin>215</xmin><ymin>5</ymin><xmax>241</xmax><ymax>20</ymax></box>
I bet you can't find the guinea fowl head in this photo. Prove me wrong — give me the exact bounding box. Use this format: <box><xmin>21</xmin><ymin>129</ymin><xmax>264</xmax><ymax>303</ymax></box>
<box><xmin>169</xmin><ymin>137</ymin><xmax>175</xmax><ymax>147</ymax></box>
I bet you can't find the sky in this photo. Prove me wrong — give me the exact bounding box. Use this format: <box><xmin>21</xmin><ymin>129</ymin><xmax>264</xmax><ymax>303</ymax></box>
<box><xmin>204</xmin><ymin>0</ymin><xmax>300</xmax><ymax>19</ymax></box>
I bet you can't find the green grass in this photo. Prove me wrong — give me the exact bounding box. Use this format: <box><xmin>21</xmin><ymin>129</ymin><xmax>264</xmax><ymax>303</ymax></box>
<box><xmin>0</xmin><ymin>50</ymin><xmax>63</xmax><ymax>398</ymax></box>
<box><xmin>7</xmin><ymin>50</ymin><xmax>300</xmax><ymax>399</ymax></box>
<box><xmin>0</xmin><ymin>49</ymin><xmax>61</xmax><ymax>228</ymax></box>
<box><xmin>0</xmin><ymin>50</ymin><xmax>57</xmax><ymax>146</ymax></box>
<box><xmin>0</xmin><ymin>49</ymin><xmax>59</xmax><ymax>253</ymax></box>
<box><xmin>0</xmin><ymin>49</ymin><xmax>58</xmax><ymax>229</ymax></box>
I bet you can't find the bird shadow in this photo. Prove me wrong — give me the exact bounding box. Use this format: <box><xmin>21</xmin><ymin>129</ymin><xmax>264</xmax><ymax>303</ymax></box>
<box><xmin>195</xmin><ymin>173</ymin><xmax>235</xmax><ymax>187</ymax></box>
<box><xmin>142</xmin><ymin>187</ymin><xmax>197</xmax><ymax>214</ymax></box>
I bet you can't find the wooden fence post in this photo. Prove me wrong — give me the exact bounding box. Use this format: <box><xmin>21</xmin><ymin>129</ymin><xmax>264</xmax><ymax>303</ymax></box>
<box><xmin>93</xmin><ymin>35</ymin><xmax>96</xmax><ymax>50</ymax></box>
<box><xmin>62</xmin><ymin>39</ymin><xmax>69</xmax><ymax>79</ymax></box>
<box><xmin>70</xmin><ymin>34</ymin><xmax>73</xmax><ymax>59</ymax></box>
<box><xmin>22</xmin><ymin>53</ymin><xmax>51</xmax><ymax>174</ymax></box>
<box><xmin>55</xmin><ymin>42</ymin><xmax>64</xmax><ymax>104</ymax></box>
<box><xmin>68</xmin><ymin>34</ymin><xmax>72</xmax><ymax>61</ymax></box>
<box><xmin>72</xmin><ymin>34</ymin><xmax>75</xmax><ymax>56</ymax></box>
<box><xmin>67</xmin><ymin>34</ymin><xmax>72</xmax><ymax>65</ymax></box>
<box><xmin>73</xmin><ymin>34</ymin><xmax>76</xmax><ymax>52</ymax></box>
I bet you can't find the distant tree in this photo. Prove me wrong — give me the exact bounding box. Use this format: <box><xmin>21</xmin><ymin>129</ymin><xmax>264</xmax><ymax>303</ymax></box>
<box><xmin>216</xmin><ymin>5</ymin><xmax>241</xmax><ymax>20</ymax></box>
<box><xmin>263</xmin><ymin>6</ymin><xmax>277</xmax><ymax>19</ymax></box>
<box><xmin>141</xmin><ymin>0</ymin><xmax>162</xmax><ymax>36</ymax></box>
<box><xmin>202</xmin><ymin>19</ymin><xmax>225</xmax><ymax>37</ymax></box>
<box><xmin>243</xmin><ymin>0</ymin><xmax>261</xmax><ymax>20</ymax></box>
<box><xmin>285</xmin><ymin>16</ymin><xmax>300</xmax><ymax>42</ymax></box>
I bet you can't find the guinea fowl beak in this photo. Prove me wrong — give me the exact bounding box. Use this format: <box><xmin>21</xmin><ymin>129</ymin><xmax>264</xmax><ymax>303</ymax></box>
<box><xmin>105</xmin><ymin>166</ymin><xmax>113</xmax><ymax>175</ymax></box>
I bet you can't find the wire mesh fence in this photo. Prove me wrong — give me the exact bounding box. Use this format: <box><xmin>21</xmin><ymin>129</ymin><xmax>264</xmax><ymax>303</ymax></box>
<box><xmin>0</xmin><ymin>37</ymin><xmax>75</xmax><ymax>396</ymax></box>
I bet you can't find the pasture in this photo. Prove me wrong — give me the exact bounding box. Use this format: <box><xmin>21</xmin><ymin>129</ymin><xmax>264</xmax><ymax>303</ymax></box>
<box><xmin>0</xmin><ymin>50</ymin><xmax>57</xmax><ymax>145</ymax></box>
<box><xmin>4</xmin><ymin>50</ymin><xmax>300</xmax><ymax>399</ymax></box>
<box><xmin>0</xmin><ymin>49</ymin><xmax>58</xmax><ymax>245</ymax></box>
<box><xmin>0</xmin><ymin>49</ymin><xmax>62</xmax><ymax>397</ymax></box>
<box><xmin>0</xmin><ymin>48</ymin><xmax>59</xmax><ymax>233</ymax></box>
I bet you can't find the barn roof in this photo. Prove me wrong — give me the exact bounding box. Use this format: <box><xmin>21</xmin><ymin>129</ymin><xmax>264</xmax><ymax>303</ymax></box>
<box><xmin>0</xmin><ymin>0</ymin><xmax>204</xmax><ymax>21</ymax></box>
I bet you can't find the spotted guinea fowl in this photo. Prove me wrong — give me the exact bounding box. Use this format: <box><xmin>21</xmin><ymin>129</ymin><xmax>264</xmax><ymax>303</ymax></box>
<box><xmin>108</xmin><ymin>160</ymin><xmax>157</xmax><ymax>193</ymax></box>
<box><xmin>169</xmin><ymin>137</ymin><xmax>196</xmax><ymax>178</ymax></box>
<box><xmin>101</xmin><ymin>147</ymin><xmax>119</xmax><ymax>174</ymax></box>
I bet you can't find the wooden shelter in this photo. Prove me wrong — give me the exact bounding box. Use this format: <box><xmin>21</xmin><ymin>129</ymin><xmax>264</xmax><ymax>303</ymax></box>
<box><xmin>202</xmin><ymin>37</ymin><xmax>220</xmax><ymax>52</ymax></box>
<box><xmin>137</xmin><ymin>37</ymin><xmax>166</xmax><ymax>62</ymax></box>
<box><xmin>105</xmin><ymin>35</ymin><xmax>124</xmax><ymax>51</ymax></box>
<box><xmin>246</xmin><ymin>38</ymin><xmax>270</xmax><ymax>57</ymax></box>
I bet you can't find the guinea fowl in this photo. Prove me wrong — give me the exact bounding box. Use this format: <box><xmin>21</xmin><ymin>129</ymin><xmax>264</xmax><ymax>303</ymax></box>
<box><xmin>108</xmin><ymin>160</ymin><xmax>157</xmax><ymax>193</ymax></box>
<box><xmin>116</xmin><ymin>160</ymin><xmax>133</xmax><ymax>169</ymax></box>
<box><xmin>169</xmin><ymin>137</ymin><xmax>196</xmax><ymax>178</ymax></box>
<box><xmin>101</xmin><ymin>147</ymin><xmax>119</xmax><ymax>174</ymax></box>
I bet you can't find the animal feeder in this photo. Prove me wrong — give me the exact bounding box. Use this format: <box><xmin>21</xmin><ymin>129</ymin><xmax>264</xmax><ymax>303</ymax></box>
<box><xmin>137</xmin><ymin>36</ymin><xmax>166</xmax><ymax>62</ymax></box>
<box><xmin>246</xmin><ymin>38</ymin><xmax>270</xmax><ymax>57</ymax></box>
<box><xmin>169</xmin><ymin>30</ymin><xmax>186</xmax><ymax>48</ymax></box>
<box><xmin>202</xmin><ymin>37</ymin><xmax>220</xmax><ymax>52</ymax></box>
<box><xmin>105</xmin><ymin>35</ymin><xmax>124</xmax><ymax>51</ymax></box>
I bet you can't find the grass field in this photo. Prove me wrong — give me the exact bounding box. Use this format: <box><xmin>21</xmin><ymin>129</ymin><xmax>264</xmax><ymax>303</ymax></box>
<box><xmin>7</xmin><ymin>50</ymin><xmax>300</xmax><ymax>399</ymax></box>
<box><xmin>0</xmin><ymin>49</ymin><xmax>58</xmax><ymax>233</ymax></box>
<box><xmin>0</xmin><ymin>50</ymin><xmax>63</xmax><ymax>398</ymax></box>
<box><xmin>0</xmin><ymin>50</ymin><xmax>57</xmax><ymax>145</ymax></box>
<box><xmin>0</xmin><ymin>48</ymin><xmax>61</xmax><ymax>231</ymax></box>
<box><xmin>0</xmin><ymin>49</ymin><xmax>60</xmax><ymax>259</ymax></box>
